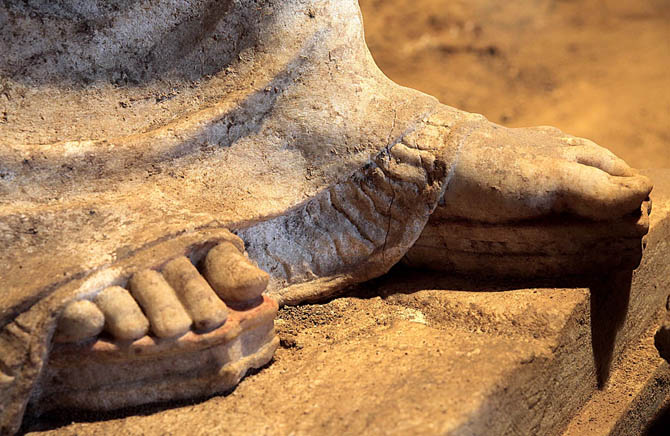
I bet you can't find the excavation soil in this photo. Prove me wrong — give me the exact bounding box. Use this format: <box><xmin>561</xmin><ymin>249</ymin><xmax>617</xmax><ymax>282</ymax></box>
<box><xmin>21</xmin><ymin>0</ymin><xmax>670</xmax><ymax>434</ymax></box>
<box><xmin>362</xmin><ymin>0</ymin><xmax>670</xmax><ymax>169</ymax></box>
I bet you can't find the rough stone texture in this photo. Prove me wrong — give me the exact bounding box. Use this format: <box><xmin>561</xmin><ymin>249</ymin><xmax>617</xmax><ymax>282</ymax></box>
<box><xmin>20</xmin><ymin>169</ymin><xmax>670</xmax><ymax>435</ymax></box>
<box><xmin>0</xmin><ymin>0</ymin><xmax>652</xmax><ymax>323</ymax></box>
<box><xmin>588</xmin><ymin>169</ymin><xmax>670</xmax><ymax>387</ymax></box>
<box><xmin>405</xmin><ymin>209</ymin><xmax>649</xmax><ymax>277</ymax></box>
<box><xmin>24</xmin><ymin>290</ymin><xmax>597</xmax><ymax>435</ymax></box>
<box><xmin>32</xmin><ymin>296</ymin><xmax>278</xmax><ymax>415</ymax></box>
<box><xmin>0</xmin><ymin>0</ymin><xmax>441</xmax><ymax>326</ymax></box>
<box><xmin>655</xmin><ymin>323</ymin><xmax>670</xmax><ymax>364</ymax></box>
<box><xmin>0</xmin><ymin>0</ymin><xmax>658</xmax><ymax>433</ymax></box>
<box><xmin>563</xmin><ymin>320</ymin><xmax>670</xmax><ymax>436</ymax></box>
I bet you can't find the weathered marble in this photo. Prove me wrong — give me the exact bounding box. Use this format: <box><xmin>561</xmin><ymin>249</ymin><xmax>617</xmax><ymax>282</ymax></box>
<box><xmin>162</xmin><ymin>256</ymin><xmax>229</xmax><ymax>331</ymax></box>
<box><xmin>0</xmin><ymin>0</ymin><xmax>657</xmax><ymax>433</ymax></box>
<box><xmin>52</xmin><ymin>301</ymin><xmax>104</xmax><ymax>344</ymax></box>
<box><xmin>23</xmin><ymin>171</ymin><xmax>670</xmax><ymax>435</ymax></box>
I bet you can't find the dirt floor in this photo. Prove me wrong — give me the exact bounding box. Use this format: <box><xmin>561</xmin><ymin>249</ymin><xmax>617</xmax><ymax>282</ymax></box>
<box><xmin>359</xmin><ymin>0</ymin><xmax>670</xmax><ymax>169</ymax></box>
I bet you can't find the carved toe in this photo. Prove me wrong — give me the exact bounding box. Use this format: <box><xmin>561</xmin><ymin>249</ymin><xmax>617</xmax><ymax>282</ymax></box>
<box><xmin>94</xmin><ymin>286</ymin><xmax>150</xmax><ymax>341</ymax></box>
<box><xmin>163</xmin><ymin>256</ymin><xmax>229</xmax><ymax>332</ymax></box>
<box><xmin>33</xmin><ymin>230</ymin><xmax>279</xmax><ymax>418</ymax></box>
<box><xmin>128</xmin><ymin>269</ymin><xmax>193</xmax><ymax>339</ymax></box>
<box><xmin>203</xmin><ymin>242</ymin><xmax>270</xmax><ymax>304</ymax></box>
<box><xmin>54</xmin><ymin>300</ymin><xmax>105</xmax><ymax>344</ymax></box>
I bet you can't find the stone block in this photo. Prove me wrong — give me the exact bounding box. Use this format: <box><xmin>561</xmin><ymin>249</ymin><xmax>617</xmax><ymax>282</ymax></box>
<box><xmin>24</xmin><ymin>170</ymin><xmax>669</xmax><ymax>435</ymax></box>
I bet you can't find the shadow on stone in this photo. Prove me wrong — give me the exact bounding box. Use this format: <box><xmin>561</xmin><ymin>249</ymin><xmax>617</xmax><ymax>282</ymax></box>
<box><xmin>644</xmin><ymin>400</ymin><xmax>670</xmax><ymax>436</ymax></box>
<box><xmin>19</xmin><ymin>360</ymin><xmax>274</xmax><ymax>434</ymax></box>
<box><xmin>348</xmin><ymin>263</ymin><xmax>637</xmax><ymax>390</ymax></box>
<box><xmin>348</xmin><ymin>264</ymin><xmax>595</xmax><ymax>300</ymax></box>
<box><xmin>589</xmin><ymin>270</ymin><xmax>634</xmax><ymax>388</ymax></box>
<box><xmin>1</xmin><ymin>0</ymin><xmax>254</xmax><ymax>86</ymax></box>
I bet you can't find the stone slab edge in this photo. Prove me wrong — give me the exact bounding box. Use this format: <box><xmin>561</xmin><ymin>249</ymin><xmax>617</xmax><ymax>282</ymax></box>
<box><xmin>451</xmin><ymin>169</ymin><xmax>670</xmax><ymax>435</ymax></box>
<box><xmin>562</xmin><ymin>311</ymin><xmax>670</xmax><ymax>436</ymax></box>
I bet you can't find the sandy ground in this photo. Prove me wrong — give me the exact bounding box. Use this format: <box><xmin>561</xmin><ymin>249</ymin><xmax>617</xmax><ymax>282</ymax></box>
<box><xmin>359</xmin><ymin>0</ymin><xmax>670</xmax><ymax>169</ymax></box>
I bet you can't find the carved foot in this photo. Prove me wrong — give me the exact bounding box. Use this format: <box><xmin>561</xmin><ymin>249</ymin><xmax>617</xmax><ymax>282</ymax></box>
<box><xmin>404</xmin><ymin>116</ymin><xmax>653</xmax><ymax>277</ymax></box>
<box><xmin>31</xmin><ymin>230</ymin><xmax>278</xmax><ymax>415</ymax></box>
<box><xmin>0</xmin><ymin>0</ymin><xmax>657</xmax><ymax>431</ymax></box>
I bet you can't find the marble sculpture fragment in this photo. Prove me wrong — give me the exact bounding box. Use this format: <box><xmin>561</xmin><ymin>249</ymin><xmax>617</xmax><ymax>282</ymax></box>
<box><xmin>0</xmin><ymin>0</ymin><xmax>652</xmax><ymax>433</ymax></box>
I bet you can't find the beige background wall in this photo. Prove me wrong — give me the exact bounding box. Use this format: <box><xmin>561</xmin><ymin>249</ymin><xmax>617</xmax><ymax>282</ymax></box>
<box><xmin>360</xmin><ymin>0</ymin><xmax>670</xmax><ymax>169</ymax></box>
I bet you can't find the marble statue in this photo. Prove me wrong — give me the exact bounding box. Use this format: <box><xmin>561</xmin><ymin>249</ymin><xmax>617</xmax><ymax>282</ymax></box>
<box><xmin>0</xmin><ymin>0</ymin><xmax>652</xmax><ymax>433</ymax></box>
